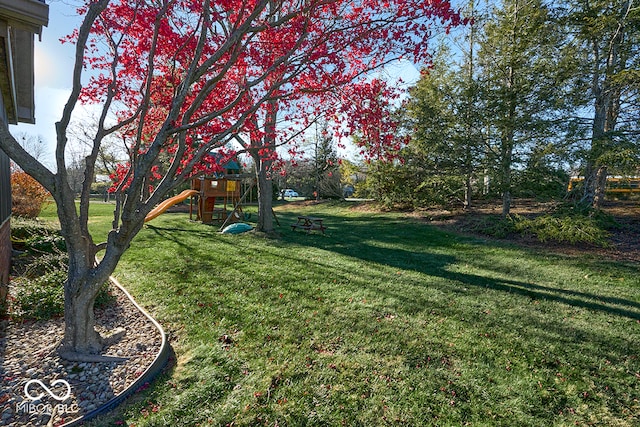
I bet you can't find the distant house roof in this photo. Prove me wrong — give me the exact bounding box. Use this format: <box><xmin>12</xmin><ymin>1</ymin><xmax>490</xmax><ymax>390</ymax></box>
<box><xmin>0</xmin><ymin>0</ymin><xmax>49</xmax><ymax>124</ymax></box>
<box><xmin>0</xmin><ymin>0</ymin><xmax>48</xmax><ymax>33</ymax></box>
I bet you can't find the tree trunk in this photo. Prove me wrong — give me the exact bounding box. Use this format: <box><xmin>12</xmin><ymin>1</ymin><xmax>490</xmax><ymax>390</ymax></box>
<box><xmin>463</xmin><ymin>174</ymin><xmax>472</xmax><ymax>210</ymax></box>
<box><xmin>463</xmin><ymin>0</ymin><xmax>475</xmax><ymax>212</ymax></box>
<box><xmin>253</xmin><ymin>98</ymin><xmax>278</xmax><ymax>234</ymax></box>
<box><xmin>54</xmin><ymin>181</ymin><xmax>132</xmax><ymax>359</ymax></box>
<box><xmin>60</xmin><ymin>276</ymin><xmax>104</xmax><ymax>356</ymax></box>
<box><xmin>581</xmin><ymin>137</ymin><xmax>609</xmax><ymax>209</ymax></box>
<box><xmin>580</xmin><ymin>163</ymin><xmax>596</xmax><ymax>206</ymax></box>
<box><xmin>502</xmin><ymin>189</ymin><xmax>511</xmax><ymax>217</ymax></box>
<box><xmin>255</xmin><ymin>156</ymin><xmax>275</xmax><ymax>234</ymax></box>
<box><xmin>581</xmin><ymin>7</ymin><xmax>626</xmax><ymax>208</ymax></box>
<box><xmin>581</xmin><ymin>93</ymin><xmax>606</xmax><ymax>207</ymax></box>
<box><xmin>500</xmin><ymin>138</ymin><xmax>513</xmax><ymax>217</ymax></box>
<box><xmin>56</xmin><ymin>229</ymin><xmax>133</xmax><ymax>360</ymax></box>
<box><xmin>56</xmin><ymin>224</ymin><xmax>114</xmax><ymax>358</ymax></box>
<box><xmin>594</xmin><ymin>165</ymin><xmax>608</xmax><ymax>208</ymax></box>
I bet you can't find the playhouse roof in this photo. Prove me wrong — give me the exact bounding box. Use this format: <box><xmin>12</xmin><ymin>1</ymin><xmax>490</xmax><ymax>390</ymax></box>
<box><xmin>209</xmin><ymin>152</ymin><xmax>240</xmax><ymax>173</ymax></box>
<box><xmin>222</xmin><ymin>159</ymin><xmax>240</xmax><ymax>172</ymax></box>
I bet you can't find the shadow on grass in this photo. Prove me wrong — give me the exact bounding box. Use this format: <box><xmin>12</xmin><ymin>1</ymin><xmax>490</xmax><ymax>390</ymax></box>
<box><xmin>137</xmin><ymin>208</ymin><xmax>640</xmax><ymax>326</ymax></box>
<box><xmin>105</xmin><ymin>206</ymin><xmax>640</xmax><ymax>425</ymax></box>
<box><xmin>279</xmin><ymin>209</ymin><xmax>640</xmax><ymax>322</ymax></box>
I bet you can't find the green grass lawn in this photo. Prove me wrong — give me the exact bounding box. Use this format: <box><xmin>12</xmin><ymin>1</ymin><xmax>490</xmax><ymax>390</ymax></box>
<box><xmin>41</xmin><ymin>201</ymin><xmax>640</xmax><ymax>426</ymax></box>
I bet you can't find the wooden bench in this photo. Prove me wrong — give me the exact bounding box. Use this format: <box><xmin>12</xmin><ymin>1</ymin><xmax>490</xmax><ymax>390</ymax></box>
<box><xmin>291</xmin><ymin>216</ymin><xmax>326</xmax><ymax>234</ymax></box>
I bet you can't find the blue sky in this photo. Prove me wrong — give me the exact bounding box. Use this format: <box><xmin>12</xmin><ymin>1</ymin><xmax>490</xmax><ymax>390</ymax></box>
<box><xmin>11</xmin><ymin>0</ymin><xmax>84</xmax><ymax>165</ymax></box>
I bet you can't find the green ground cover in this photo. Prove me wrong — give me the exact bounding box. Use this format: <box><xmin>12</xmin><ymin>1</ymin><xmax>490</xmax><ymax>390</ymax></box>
<box><xmin>40</xmin><ymin>201</ymin><xmax>640</xmax><ymax>426</ymax></box>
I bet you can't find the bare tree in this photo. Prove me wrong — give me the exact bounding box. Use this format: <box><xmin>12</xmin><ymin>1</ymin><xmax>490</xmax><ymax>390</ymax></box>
<box><xmin>12</xmin><ymin>132</ymin><xmax>50</xmax><ymax>170</ymax></box>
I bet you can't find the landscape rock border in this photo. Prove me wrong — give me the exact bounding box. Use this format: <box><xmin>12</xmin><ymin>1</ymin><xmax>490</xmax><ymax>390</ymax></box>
<box><xmin>0</xmin><ymin>276</ymin><xmax>169</xmax><ymax>426</ymax></box>
<box><xmin>61</xmin><ymin>276</ymin><xmax>170</xmax><ymax>426</ymax></box>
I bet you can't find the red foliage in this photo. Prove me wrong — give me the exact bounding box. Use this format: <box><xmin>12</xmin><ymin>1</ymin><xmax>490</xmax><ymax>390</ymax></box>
<box><xmin>338</xmin><ymin>79</ymin><xmax>408</xmax><ymax>162</ymax></box>
<box><xmin>70</xmin><ymin>0</ymin><xmax>463</xmax><ymax>194</ymax></box>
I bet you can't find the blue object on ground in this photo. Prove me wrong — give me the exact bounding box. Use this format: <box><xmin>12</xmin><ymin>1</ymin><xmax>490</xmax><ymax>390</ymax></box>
<box><xmin>222</xmin><ymin>222</ymin><xmax>253</xmax><ymax>234</ymax></box>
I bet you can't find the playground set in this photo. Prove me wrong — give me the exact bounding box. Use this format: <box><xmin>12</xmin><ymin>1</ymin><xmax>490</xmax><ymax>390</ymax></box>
<box><xmin>144</xmin><ymin>158</ymin><xmax>253</xmax><ymax>229</ymax></box>
<box><xmin>189</xmin><ymin>174</ymin><xmax>244</xmax><ymax>224</ymax></box>
<box><xmin>143</xmin><ymin>156</ymin><xmax>317</xmax><ymax>234</ymax></box>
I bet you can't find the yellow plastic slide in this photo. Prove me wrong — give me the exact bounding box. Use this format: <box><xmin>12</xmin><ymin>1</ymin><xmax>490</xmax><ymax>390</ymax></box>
<box><xmin>144</xmin><ymin>189</ymin><xmax>199</xmax><ymax>223</ymax></box>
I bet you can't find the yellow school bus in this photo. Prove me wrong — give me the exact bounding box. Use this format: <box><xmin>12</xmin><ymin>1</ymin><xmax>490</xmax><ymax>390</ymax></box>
<box><xmin>568</xmin><ymin>177</ymin><xmax>640</xmax><ymax>193</ymax></box>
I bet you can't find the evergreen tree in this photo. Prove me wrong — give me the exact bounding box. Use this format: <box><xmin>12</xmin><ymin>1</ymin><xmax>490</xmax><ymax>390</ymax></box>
<box><xmin>407</xmin><ymin>37</ymin><xmax>486</xmax><ymax>209</ymax></box>
<box><xmin>558</xmin><ymin>0</ymin><xmax>640</xmax><ymax>206</ymax></box>
<box><xmin>478</xmin><ymin>0</ymin><xmax>567</xmax><ymax>215</ymax></box>
<box><xmin>311</xmin><ymin>122</ymin><xmax>342</xmax><ymax>199</ymax></box>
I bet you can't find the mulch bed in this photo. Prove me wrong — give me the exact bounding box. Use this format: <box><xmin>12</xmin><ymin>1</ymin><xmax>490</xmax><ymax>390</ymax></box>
<box><xmin>416</xmin><ymin>199</ymin><xmax>640</xmax><ymax>264</ymax></box>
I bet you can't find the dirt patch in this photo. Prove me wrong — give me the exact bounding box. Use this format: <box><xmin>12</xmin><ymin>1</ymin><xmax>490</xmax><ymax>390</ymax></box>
<box><xmin>415</xmin><ymin>199</ymin><xmax>640</xmax><ymax>264</ymax></box>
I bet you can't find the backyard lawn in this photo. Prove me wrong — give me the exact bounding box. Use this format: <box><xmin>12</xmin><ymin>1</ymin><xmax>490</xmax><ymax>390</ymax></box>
<box><xmin>41</xmin><ymin>201</ymin><xmax>640</xmax><ymax>426</ymax></box>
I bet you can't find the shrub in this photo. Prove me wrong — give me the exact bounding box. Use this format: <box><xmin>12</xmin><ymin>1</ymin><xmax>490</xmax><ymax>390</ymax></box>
<box><xmin>11</xmin><ymin>217</ymin><xmax>62</xmax><ymax>244</ymax></box>
<box><xmin>11</xmin><ymin>171</ymin><xmax>50</xmax><ymax>218</ymax></box>
<box><xmin>11</xmin><ymin>218</ymin><xmax>67</xmax><ymax>276</ymax></box>
<box><xmin>511</xmin><ymin>203</ymin><xmax>615</xmax><ymax>247</ymax></box>
<box><xmin>9</xmin><ymin>218</ymin><xmax>116</xmax><ymax>320</ymax></box>
<box><xmin>23</xmin><ymin>252</ymin><xmax>69</xmax><ymax>278</ymax></box>
<box><xmin>12</xmin><ymin>272</ymin><xmax>67</xmax><ymax>320</ymax></box>
<box><xmin>11</xmin><ymin>217</ymin><xmax>48</xmax><ymax>241</ymax></box>
<box><xmin>463</xmin><ymin>214</ymin><xmax>518</xmax><ymax>239</ymax></box>
<box><xmin>465</xmin><ymin>203</ymin><xmax>614</xmax><ymax>247</ymax></box>
<box><xmin>26</xmin><ymin>234</ymin><xmax>67</xmax><ymax>255</ymax></box>
<box><xmin>11</xmin><ymin>270</ymin><xmax>115</xmax><ymax>321</ymax></box>
<box><xmin>514</xmin><ymin>215</ymin><xmax>611</xmax><ymax>246</ymax></box>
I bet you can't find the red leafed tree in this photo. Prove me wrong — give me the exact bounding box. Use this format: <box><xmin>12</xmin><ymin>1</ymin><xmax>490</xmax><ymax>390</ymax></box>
<box><xmin>0</xmin><ymin>0</ymin><xmax>462</xmax><ymax>358</ymax></box>
<box><xmin>339</xmin><ymin>79</ymin><xmax>409</xmax><ymax>163</ymax></box>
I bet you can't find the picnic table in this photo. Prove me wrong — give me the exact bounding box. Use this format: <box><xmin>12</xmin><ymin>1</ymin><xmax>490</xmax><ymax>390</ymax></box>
<box><xmin>291</xmin><ymin>216</ymin><xmax>326</xmax><ymax>234</ymax></box>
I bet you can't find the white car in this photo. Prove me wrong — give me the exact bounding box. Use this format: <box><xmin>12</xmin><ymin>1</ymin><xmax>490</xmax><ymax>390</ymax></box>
<box><xmin>283</xmin><ymin>189</ymin><xmax>298</xmax><ymax>197</ymax></box>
